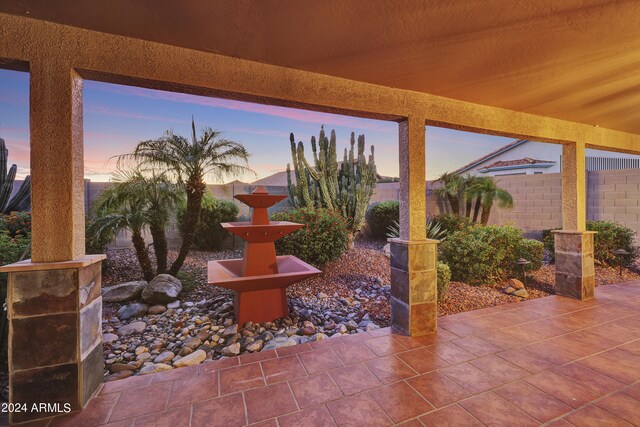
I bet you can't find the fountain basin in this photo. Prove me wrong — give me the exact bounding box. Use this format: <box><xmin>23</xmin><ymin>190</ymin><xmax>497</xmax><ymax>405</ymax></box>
<box><xmin>208</xmin><ymin>255</ymin><xmax>321</xmax><ymax>324</ymax></box>
<box><xmin>208</xmin><ymin>255</ymin><xmax>320</xmax><ymax>291</ymax></box>
<box><xmin>222</xmin><ymin>221</ymin><xmax>303</xmax><ymax>243</ymax></box>
<box><xmin>234</xmin><ymin>193</ymin><xmax>287</xmax><ymax>208</ymax></box>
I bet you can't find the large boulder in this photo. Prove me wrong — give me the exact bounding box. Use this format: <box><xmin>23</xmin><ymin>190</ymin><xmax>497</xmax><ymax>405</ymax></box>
<box><xmin>141</xmin><ymin>274</ymin><xmax>182</xmax><ymax>304</ymax></box>
<box><xmin>102</xmin><ymin>281</ymin><xmax>147</xmax><ymax>303</ymax></box>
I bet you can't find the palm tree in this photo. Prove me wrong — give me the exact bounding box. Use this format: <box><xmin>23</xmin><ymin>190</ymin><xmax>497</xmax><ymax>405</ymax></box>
<box><xmin>471</xmin><ymin>177</ymin><xmax>514</xmax><ymax>225</ymax></box>
<box><xmin>119</xmin><ymin>119</ymin><xmax>253</xmax><ymax>275</ymax></box>
<box><xmin>88</xmin><ymin>170</ymin><xmax>181</xmax><ymax>280</ymax></box>
<box><xmin>434</xmin><ymin>172</ymin><xmax>471</xmax><ymax>217</ymax></box>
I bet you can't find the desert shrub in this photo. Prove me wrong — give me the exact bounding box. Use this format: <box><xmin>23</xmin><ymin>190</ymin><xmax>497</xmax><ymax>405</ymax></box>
<box><xmin>431</xmin><ymin>213</ymin><xmax>473</xmax><ymax>235</ymax></box>
<box><xmin>176</xmin><ymin>269</ymin><xmax>199</xmax><ymax>293</ymax></box>
<box><xmin>178</xmin><ymin>195</ymin><xmax>239</xmax><ymax>251</ymax></box>
<box><xmin>440</xmin><ymin>225</ymin><xmax>543</xmax><ymax>285</ymax></box>
<box><xmin>0</xmin><ymin>211</ymin><xmax>31</xmax><ymax>238</ymax></box>
<box><xmin>367</xmin><ymin>201</ymin><xmax>399</xmax><ymax>238</ymax></box>
<box><xmin>543</xmin><ymin>221</ymin><xmax>637</xmax><ymax>266</ymax></box>
<box><xmin>437</xmin><ymin>261</ymin><xmax>451</xmax><ymax>301</ymax></box>
<box><xmin>271</xmin><ymin>207</ymin><xmax>348</xmax><ymax>267</ymax></box>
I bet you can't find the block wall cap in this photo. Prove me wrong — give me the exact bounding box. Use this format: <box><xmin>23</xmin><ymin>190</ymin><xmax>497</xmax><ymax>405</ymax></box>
<box><xmin>0</xmin><ymin>254</ymin><xmax>106</xmax><ymax>273</ymax></box>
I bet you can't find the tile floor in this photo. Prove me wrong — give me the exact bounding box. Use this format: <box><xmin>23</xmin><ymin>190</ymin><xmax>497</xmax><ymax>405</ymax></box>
<box><xmin>16</xmin><ymin>281</ymin><xmax>640</xmax><ymax>426</ymax></box>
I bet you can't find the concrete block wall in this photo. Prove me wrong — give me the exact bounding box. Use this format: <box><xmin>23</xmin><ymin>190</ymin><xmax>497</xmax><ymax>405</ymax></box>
<box><xmin>13</xmin><ymin>168</ymin><xmax>640</xmax><ymax>248</ymax></box>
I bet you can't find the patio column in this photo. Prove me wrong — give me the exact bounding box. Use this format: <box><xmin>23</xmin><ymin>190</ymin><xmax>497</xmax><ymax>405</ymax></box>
<box><xmin>389</xmin><ymin>116</ymin><xmax>438</xmax><ymax>336</ymax></box>
<box><xmin>0</xmin><ymin>60</ymin><xmax>104</xmax><ymax>424</ymax></box>
<box><xmin>553</xmin><ymin>141</ymin><xmax>595</xmax><ymax>300</ymax></box>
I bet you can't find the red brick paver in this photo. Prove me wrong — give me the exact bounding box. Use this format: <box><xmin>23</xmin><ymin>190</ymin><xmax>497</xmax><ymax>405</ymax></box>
<box><xmin>26</xmin><ymin>280</ymin><xmax>640</xmax><ymax>426</ymax></box>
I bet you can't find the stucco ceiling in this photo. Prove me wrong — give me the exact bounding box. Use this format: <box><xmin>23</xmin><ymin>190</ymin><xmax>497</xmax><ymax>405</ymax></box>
<box><xmin>2</xmin><ymin>0</ymin><xmax>640</xmax><ymax>135</ymax></box>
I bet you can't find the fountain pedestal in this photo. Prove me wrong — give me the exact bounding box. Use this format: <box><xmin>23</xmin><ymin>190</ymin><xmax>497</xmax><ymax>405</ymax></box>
<box><xmin>207</xmin><ymin>187</ymin><xmax>321</xmax><ymax>324</ymax></box>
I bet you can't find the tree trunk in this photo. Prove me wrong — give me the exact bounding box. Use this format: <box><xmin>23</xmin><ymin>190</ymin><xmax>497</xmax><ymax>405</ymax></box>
<box><xmin>447</xmin><ymin>195</ymin><xmax>459</xmax><ymax>217</ymax></box>
<box><xmin>131</xmin><ymin>229</ymin><xmax>154</xmax><ymax>281</ymax></box>
<box><xmin>480</xmin><ymin>200</ymin><xmax>494</xmax><ymax>225</ymax></box>
<box><xmin>465</xmin><ymin>196</ymin><xmax>473</xmax><ymax>218</ymax></box>
<box><xmin>169</xmin><ymin>176</ymin><xmax>205</xmax><ymax>276</ymax></box>
<box><xmin>472</xmin><ymin>197</ymin><xmax>482</xmax><ymax>223</ymax></box>
<box><xmin>150</xmin><ymin>222</ymin><xmax>168</xmax><ymax>274</ymax></box>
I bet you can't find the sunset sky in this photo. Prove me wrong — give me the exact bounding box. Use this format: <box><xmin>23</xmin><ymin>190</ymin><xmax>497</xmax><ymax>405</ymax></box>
<box><xmin>1</xmin><ymin>68</ymin><xmax>524</xmax><ymax>183</ymax></box>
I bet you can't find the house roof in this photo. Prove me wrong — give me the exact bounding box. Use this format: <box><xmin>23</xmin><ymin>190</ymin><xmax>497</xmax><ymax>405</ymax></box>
<box><xmin>453</xmin><ymin>139</ymin><xmax>529</xmax><ymax>174</ymax></box>
<box><xmin>479</xmin><ymin>157</ymin><xmax>555</xmax><ymax>173</ymax></box>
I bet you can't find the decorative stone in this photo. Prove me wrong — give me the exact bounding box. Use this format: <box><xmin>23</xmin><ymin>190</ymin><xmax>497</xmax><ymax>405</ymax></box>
<box><xmin>167</xmin><ymin>300</ymin><xmax>180</xmax><ymax>309</ymax></box>
<box><xmin>223</xmin><ymin>324</ymin><xmax>238</xmax><ymax>337</ymax></box>
<box><xmin>184</xmin><ymin>337</ymin><xmax>202</xmax><ymax>349</ymax></box>
<box><xmin>221</xmin><ymin>342</ymin><xmax>241</xmax><ymax>357</ymax></box>
<box><xmin>103</xmin><ymin>333</ymin><xmax>119</xmax><ymax>343</ymax></box>
<box><xmin>147</xmin><ymin>304</ymin><xmax>167</xmax><ymax>315</ymax></box>
<box><xmin>109</xmin><ymin>363</ymin><xmax>136</xmax><ymax>373</ymax></box>
<box><xmin>117</xmin><ymin>321</ymin><xmax>146</xmax><ymax>336</ymax></box>
<box><xmin>508</xmin><ymin>278</ymin><xmax>525</xmax><ymax>290</ymax></box>
<box><xmin>513</xmin><ymin>288</ymin><xmax>529</xmax><ymax>298</ymax></box>
<box><xmin>154</xmin><ymin>351</ymin><xmax>175</xmax><ymax>363</ymax></box>
<box><xmin>262</xmin><ymin>337</ymin><xmax>297</xmax><ymax>351</ymax></box>
<box><xmin>173</xmin><ymin>350</ymin><xmax>207</xmax><ymax>367</ymax></box>
<box><xmin>245</xmin><ymin>340</ymin><xmax>264</xmax><ymax>352</ymax></box>
<box><xmin>139</xmin><ymin>363</ymin><xmax>173</xmax><ymax>375</ymax></box>
<box><xmin>383</xmin><ymin>243</ymin><xmax>391</xmax><ymax>259</ymax></box>
<box><xmin>117</xmin><ymin>303</ymin><xmax>148</xmax><ymax>320</ymax></box>
<box><xmin>102</xmin><ymin>281</ymin><xmax>147</xmax><ymax>303</ymax></box>
<box><xmin>141</xmin><ymin>274</ymin><xmax>182</xmax><ymax>304</ymax></box>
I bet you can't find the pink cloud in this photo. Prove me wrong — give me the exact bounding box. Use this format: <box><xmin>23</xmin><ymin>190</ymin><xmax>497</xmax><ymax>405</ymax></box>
<box><xmin>91</xmin><ymin>84</ymin><xmax>394</xmax><ymax>132</ymax></box>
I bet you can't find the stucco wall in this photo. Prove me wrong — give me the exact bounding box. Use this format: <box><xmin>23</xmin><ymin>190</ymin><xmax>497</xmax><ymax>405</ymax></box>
<box><xmin>13</xmin><ymin>168</ymin><xmax>640</xmax><ymax>247</ymax></box>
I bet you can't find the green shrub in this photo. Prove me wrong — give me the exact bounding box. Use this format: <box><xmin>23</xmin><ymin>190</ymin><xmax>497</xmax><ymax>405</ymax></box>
<box><xmin>178</xmin><ymin>195</ymin><xmax>239</xmax><ymax>251</ymax></box>
<box><xmin>437</xmin><ymin>261</ymin><xmax>451</xmax><ymax>301</ymax></box>
<box><xmin>431</xmin><ymin>213</ymin><xmax>473</xmax><ymax>235</ymax></box>
<box><xmin>0</xmin><ymin>211</ymin><xmax>31</xmax><ymax>238</ymax></box>
<box><xmin>271</xmin><ymin>207</ymin><xmax>348</xmax><ymax>267</ymax></box>
<box><xmin>440</xmin><ymin>225</ymin><xmax>543</xmax><ymax>285</ymax></box>
<box><xmin>543</xmin><ymin>221</ymin><xmax>638</xmax><ymax>266</ymax></box>
<box><xmin>85</xmin><ymin>219</ymin><xmax>112</xmax><ymax>255</ymax></box>
<box><xmin>367</xmin><ymin>201</ymin><xmax>399</xmax><ymax>238</ymax></box>
<box><xmin>514</xmin><ymin>238</ymin><xmax>544</xmax><ymax>271</ymax></box>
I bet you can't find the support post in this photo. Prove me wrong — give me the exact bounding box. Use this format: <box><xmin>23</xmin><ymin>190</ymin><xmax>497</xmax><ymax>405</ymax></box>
<box><xmin>390</xmin><ymin>116</ymin><xmax>437</xmax><ymax>336</ymax></box>
<box><xmin>554</xmin><ymin>142</ymin><xmax>595</xmax><ymax>300</ymax></box>
<box><xmin>0</xmin><ymin>60</ymin><xmax>104</xmax><ymax>424</ymax></box>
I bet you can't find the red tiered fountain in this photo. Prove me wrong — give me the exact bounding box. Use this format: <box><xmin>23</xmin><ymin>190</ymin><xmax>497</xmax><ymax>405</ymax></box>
<box><xmin>207</xmin><ymin>187</ymin><xmax>321</xmax><ymax>324</ymax></box>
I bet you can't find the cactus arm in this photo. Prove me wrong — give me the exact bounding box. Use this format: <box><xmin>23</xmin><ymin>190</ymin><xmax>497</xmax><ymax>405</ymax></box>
<box><xmin>5</xmin><ymin>175</ymin><xmax>30</xmax><ymax>213</ymax></box>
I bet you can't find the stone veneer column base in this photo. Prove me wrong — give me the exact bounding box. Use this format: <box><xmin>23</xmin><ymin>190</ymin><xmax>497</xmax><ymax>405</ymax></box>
<box><xmin>0</xmin><ymin>255</ymin><xmax>105</xmax><ymax>424</ymax></box>
<box><xmin>552</xmin><ymin>231</ymin><xmax>596</xmax><ymax>300</ymax></box>
<box><xmin>389</xmin><ymin>238</ymin><xmax>438</xmax><ymax>336</ymax></box>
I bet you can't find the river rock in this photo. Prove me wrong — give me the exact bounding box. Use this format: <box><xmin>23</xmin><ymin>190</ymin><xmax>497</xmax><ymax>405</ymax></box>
<box><xmin>221</xmin><ymin>342</ymin><xmax>241</xmax><ymax>357</ymax></box>
<box><xmin>141</xmin><ymin>274</ymin><xmax>182</xmax><ymax>304</ymax></box>
<box><xmin>103</xmin><ymin>333</ymin><xmax>119</xmax><ymax>343</ymax></box>
<box><xmin>117</xmin><ymin>303</ymin><xmax>148</xmax><ymax>320</ymax></box>
<box><xmin>117</xmin><ymin>321</ymin><xmax>147</xmax><ymax>336</ymax></box>
<box><xmin>173</xmin><ymin>349</ymin><xmax>207</xmax><ymax>367</ymax></box>
<box><xmin>148</xmin><ymin>304</ymin><xmax>167</xmax><ymax>315</ymax></box>
<box><xmin>102</xmin><ymin>281</ymin><xmax>147</xmax><ymax>303</ymax></box>
<box><xmin>508</xmin><ymin>278</ymin><xmax>525</xmax><ymax>290</ymax></box>
<box><xmin>154</xmin><ymin>351</ymin><xmax>175</xmax><ymax>364</ymax></box>
<box><xmin>245</xmin><ymin>340</ymin><xmax>264</xmax><ymax>352</ymax></box>
<box><xmin>109</xmin><ymin>363</ymin><xmax>136</xmax><ymax>373</ymax></box>
<box><xmin>262</xmin><ymin>337</ymin><xmax>298</xmax><ymax>351</ymax></box>
<box><xmin>139</xmin><ymin>363</ymin><xmax>173</xmax><ymax>375</ymax></box>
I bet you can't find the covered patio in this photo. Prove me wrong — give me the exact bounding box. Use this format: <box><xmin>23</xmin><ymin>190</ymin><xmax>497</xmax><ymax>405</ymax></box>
<box><xmin>30</xmin><ymin>281</ymin><xmax>640</xmax><ymax>426</ymax></box>
<box><xmin>1</xmin><ymin>1</ymin><xmax>640</xmax><ymax>425</ymax></box>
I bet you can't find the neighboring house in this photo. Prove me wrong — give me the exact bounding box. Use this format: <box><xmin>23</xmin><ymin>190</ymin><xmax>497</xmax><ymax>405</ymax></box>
<box><xmin>454</xmin><ymin>139</ymin><xmax>640</xmax><ymax>176</ymax></box>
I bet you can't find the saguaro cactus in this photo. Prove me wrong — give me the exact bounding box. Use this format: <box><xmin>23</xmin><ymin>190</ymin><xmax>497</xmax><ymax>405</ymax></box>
<box><xmin>287</xmin><ymin>126</ymin><xmax>376</xmax><ymax>242</ymax></box>
<box><xmin>0</xmin><ymin>138</ymin><xmax>30</xmax><ymax>214</ymax></box>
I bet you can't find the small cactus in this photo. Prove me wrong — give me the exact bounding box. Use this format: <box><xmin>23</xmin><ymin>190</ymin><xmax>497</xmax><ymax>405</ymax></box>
<box><xmin>286</xmin><ymin>126</ymin><xmax>376</xmax><ymax>242</ymax></box>
<box><xmin>0</xmin><ymin>138</ymin><xmax>31</xmax><ymax>214</ymax></box>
